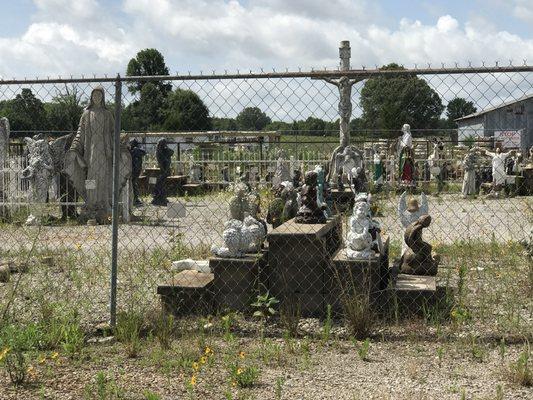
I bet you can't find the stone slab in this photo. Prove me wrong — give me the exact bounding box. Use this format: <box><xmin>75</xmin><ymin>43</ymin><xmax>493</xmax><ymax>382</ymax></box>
<box><xmin>330</xmin><ymin>188</ymin><xmax>354</xmax><ymax>213</ymax></box>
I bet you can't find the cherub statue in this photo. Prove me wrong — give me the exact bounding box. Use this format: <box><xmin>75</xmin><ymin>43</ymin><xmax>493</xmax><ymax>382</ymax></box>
<box><xmin>345</xmin><ymin>199</ymin><xmax>374</xmax><ymax>259</ymax></box>
<box><xmin>401</xmin><ymin>215</ymin><xmax>439</xmax><ymax>276</ymax></box>
<box><xmin>22</xmin><ymin>136</ymin><xmax>54</xmax><ymax>225</ymax></box>
<box><xmin>398</xmin><ymin>191</ymin><xmax>429</xmax><ymax>255</ymax></box>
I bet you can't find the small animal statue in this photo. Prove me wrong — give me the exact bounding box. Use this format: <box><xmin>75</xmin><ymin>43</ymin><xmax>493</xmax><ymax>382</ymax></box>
<box><xmin>22</xmin><ymin>136</ymin><xmax>54</xmax><ymax>225</ymax></box>
<box><xmin>295</xmin><ymin>170</ymin><xmax>327</xmax><ymax>224</ymax></box>
<box><xmin>345</xmin><ymin>200</ymin><xmax>374</xmax><ymax>259</ymax></box>
<box><xmin>401</xmin><ymin>215</ymin><xmax>439</xmax><ymax>276</ymax></box>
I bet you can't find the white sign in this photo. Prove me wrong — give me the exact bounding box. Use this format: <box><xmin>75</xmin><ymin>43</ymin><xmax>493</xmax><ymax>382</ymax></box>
<box><xmin>494</xmin><ymin>130</ymin><xmax>522</xmax><ymax>149</ymax></box>
<box><xmin>85</xmin><ymin>180</ymin><xmax>96</xmax><ymax>190</ymax></box>
<box><xmin>149</xmin><ymin>177</ymin><xmax>157</xmax><ymax>185</ymax></box>
<box><xmin>167</xmin><ymin>202</ymin><xmax>187</xmax><ymax>218</ymax></box>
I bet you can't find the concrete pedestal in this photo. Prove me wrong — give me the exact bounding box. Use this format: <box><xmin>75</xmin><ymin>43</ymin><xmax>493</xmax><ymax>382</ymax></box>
<box><xmin>210</xmin><ymin>252</ymin><xmax>266</xmax><ymax>312</ymax></box>
<box><xmin>328</xmin><ymin>236</ymin><xmax>389</xmax><ymax>317</ymax></box>
<box><xmin>330</xmin><ymin>188</ymin><xmax>354</xmax><ymax>213</ymax></box>
<box><xmin>267</xmin><ymin>216</ymin><xmax>342</xmax><ymax>317</ymax></box>
<box><xmin>157</xmin><ymin>270</ymin><xmax>214</xmax><ymax>317</ymax></box>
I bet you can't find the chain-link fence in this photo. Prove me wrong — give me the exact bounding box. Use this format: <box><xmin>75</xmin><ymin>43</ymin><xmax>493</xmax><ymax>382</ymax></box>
<box><xmin>0</xmin><ymin>65</ymin><xmax>531</xmax><ymax>339</ymax></box>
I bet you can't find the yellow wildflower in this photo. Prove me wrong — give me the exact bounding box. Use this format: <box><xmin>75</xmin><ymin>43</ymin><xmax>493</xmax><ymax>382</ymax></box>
<box><xmin>238</xmin><ymin>351</ymin><xmax>245</xmax><ymax>359</ymax></box>
<box><xmin>204</xmin><ymin>347</ymin><xmax>212</xmax><ymax>355</ymax></box>
<box><xmin>27</xmin><ymin>365</ymin><xmax>36</xmax><ymax>376</ymax></box>
<box><xmin>38</xmin><ymin>355</ymin><xmax>47</xmax><ymax>364</ymax></box>
<box><xmin>200</xmin><ymin>356</ymin><xmax>207</xmax><ymax>365</ymax></box>
<box><xmin>237</xmin><ymin>368</ymin><xmax>243</xmax><ymax>375</ymax></box>
<box><xmin>0</xmin><ymin>347</ymin><xmax>10</xmax><ymax>361</ymax></box>
<box><xmin>190</xmin><ymin>375</ymin><xmax>197</xmax><ymax>386</ymax></box>
<box><xmin>192</xmin><ymin>362</ymin><xmax>199</xmax><ymax>372</ymax></box>
<box><xmin>75</xmin><ymin>243</ymin><xmax>82</xmax><ymax>250</ymax></box>
<box><xmin>50</xmin><ymin>351</ymin><xmax>59</xmax><ymax>360</ymax></box>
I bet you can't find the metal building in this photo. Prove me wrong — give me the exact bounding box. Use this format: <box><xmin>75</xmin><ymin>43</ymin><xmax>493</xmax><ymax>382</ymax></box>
<box><xmin>455</xmin><ymin>94</ymin><xmax>533</xmax><ymax>152</ymax></box>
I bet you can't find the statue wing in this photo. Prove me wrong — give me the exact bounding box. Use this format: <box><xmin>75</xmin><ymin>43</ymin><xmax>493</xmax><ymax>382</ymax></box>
<box><xmin>419</xmin><ymin>192</ymin><xmax>429</xmax><ymax>215</ymax></box>
<box><xmin>49</xmin><ymin>133</ymin><xmax>73</xmax><ymax>173</ymax></box>
<box><xmin>398</xmin><ymin>191</ymin><xmax>407</xmax><ymax>216</ymax></box>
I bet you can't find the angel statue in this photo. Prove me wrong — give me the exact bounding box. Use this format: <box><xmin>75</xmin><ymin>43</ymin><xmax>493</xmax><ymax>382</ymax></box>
<box><xmin>22</xmin><ymin>136</ymin><xmax>54</xmax><ymax>225</ymax></box>
<box><xmin>482</xmin><ymin>147</ymin><xmax>515</xmax><ymax>196</ymax></box>
<box><xmin>398</xmin><ymin>191</ymin><xmax>429</xmax><ymax>255</ymax></box>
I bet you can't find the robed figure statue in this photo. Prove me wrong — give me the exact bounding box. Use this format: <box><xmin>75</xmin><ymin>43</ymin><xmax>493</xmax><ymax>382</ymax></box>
<box><xmin>64</xmin><ymin>87</ymin><xmax>114</xmax><ymax>224</ymax></box>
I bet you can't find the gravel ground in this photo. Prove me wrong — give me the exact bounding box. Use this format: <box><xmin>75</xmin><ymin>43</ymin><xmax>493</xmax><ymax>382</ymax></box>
<box><xmin>1</xmin><ymin>335</ymin><xmax>531</xmax><ymax>399</ymax></box>
<box><xmin>0</xmin><ymin>193</ymin><xmax>531</xmax><ymax>254</ymax></box>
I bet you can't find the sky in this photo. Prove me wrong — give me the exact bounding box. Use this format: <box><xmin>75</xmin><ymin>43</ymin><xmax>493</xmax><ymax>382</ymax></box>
<box><xmin>0</xmin><ymin>0</ymin><xmax>532</xmax><ymax>79</ymax></box>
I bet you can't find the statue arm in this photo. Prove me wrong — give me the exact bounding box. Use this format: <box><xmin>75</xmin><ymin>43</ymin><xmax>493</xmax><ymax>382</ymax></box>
<box><xmin>323</xmin><ymin>78</ymin><xmax>339</xmax><ymax>87</ymax></box>
<box><xmin>420</xmin><ymin>192</ymin><xmax>429</xmax><ymax>215</ymax></box>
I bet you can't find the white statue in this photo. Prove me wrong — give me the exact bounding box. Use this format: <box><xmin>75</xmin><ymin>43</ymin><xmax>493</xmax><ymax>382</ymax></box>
<box><xmin>188</xmin><ymin>153</ymin><xmax>202</xmax><ymax>183</ymax></box>
<box><xmin>22</xmin><ymin>136</ymin><xmax>54</xmax><ymax>225</ymax></box>
<box><xmin>461</xmin><ymin>148</ymin><xmax>477</xmax><ymax>198</ymax></box>
<box><xmin>212</xmin><ymin>183</ymin><xmax>266</xmax><ymax>257</ymax></box>
<box><xmin>274</xmin><ymin>149</ymin><xmax>290</xmax><ymax>185</ymax></box>
<box><xmin>398</xmin><ymin>191</ymin><xmax>429</xmax><ymax>255</ymax></box>
<box><xmin>398</xmin><ymin>124</ymin><xmax>413</xmax><ymax>157</ymax></box>
<box><xmin>484</xmin><ymin>147</ymin><xmax>512</xmax><ymax>187</ymax></box>
<box><xmin>64</xmin><ymin>87</ymin><xmax>114</xmax><ymax>224</ymax></box>
<box><xmin>0</xmin><ymin>117</ymin><xmax>10</xmax><ymax>166</ymax></box>
<box><xmin>329</xmin><ymin>146</ymin><xmax>363</xmax><ymax>189</ymax></box>
<box><xmin>345</xmin><ymin>200</ymin><xmax>373</xmax><ymax>259</ymax></box>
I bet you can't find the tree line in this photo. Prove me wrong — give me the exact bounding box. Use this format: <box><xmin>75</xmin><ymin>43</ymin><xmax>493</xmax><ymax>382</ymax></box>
<box><xmin>0</xmin><ymin>48</ymin><xmax>477</xmax><ymax>138</ymax></box>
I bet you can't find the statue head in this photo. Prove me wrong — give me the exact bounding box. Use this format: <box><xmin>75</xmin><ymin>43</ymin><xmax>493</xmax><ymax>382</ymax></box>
<box><xmin>418</xmin><ymin>214</ymin><xmax>432</xmax><ymax>228</ymax></box>
<box><xmin>353</xmin><ymin>201</ymin><xmax>370</xmax><ymax>219</ymax></box>
<box><xmin>304</xmin><ymin>170</ymin><xmax>318</xmax><ymax>186</ymax></box>
<box><xmin>234</xmin><ymin>182</ymin><xmax>248</xmax><ymax>198</ymax></box>
<box><xmin>496</xmin><ymin>147</ymin><xmax>501</xmax><ymax>154</ymax></box>
<box><xmin>88</xmin><ymin>87</ymin><xmax>105</xmax><ymax>109</ymax></box>
<box><xmin>130</xmin><ymin>139</ymin><xmax>139</xmax><ymax>148</ymax></box>
<box><xmin>402</xmin><ymin>124</ymin><xmax>411</xmax><ymax>134</ymax></box>
<box><xmin>156</xmin><ymin>138</ymin><xmax>168</xmax><ymax>152</ymax></box>
<box><xmin>407</xmin><ymin>198</ymin><xmax>419</xmax><ymax>212</ymax></box>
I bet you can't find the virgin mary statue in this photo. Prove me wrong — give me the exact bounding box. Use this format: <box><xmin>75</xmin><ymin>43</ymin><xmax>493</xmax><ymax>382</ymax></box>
<box><xmin>64</xmin><ymin>87</ymin><xmax>114</xmax><ymax>224</ymax></box>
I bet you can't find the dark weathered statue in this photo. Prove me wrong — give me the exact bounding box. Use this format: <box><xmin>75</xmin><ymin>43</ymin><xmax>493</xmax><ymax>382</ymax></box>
<box><xmin>294</xmin><ymin>171</ymin><xmax>326</xmax><ymax>224</ymax></box>
<box><xmin>267</xmin><ymin>182</ymin><xmax>298</xmax><ymax>228</ymax></box>
<box><xmin>401</xmin><ymin>215</ymin><xmax>439</xmax><ymax>276</ymax></box>
<box><xmin>129</xmin><ymin>139</ymin><xmax>146</xmax><ymax>206</ymax></box>
<box><xmin>151</xmin><ymin>138</ymin><xmax>174</xmax><ymax>206</ymax></box>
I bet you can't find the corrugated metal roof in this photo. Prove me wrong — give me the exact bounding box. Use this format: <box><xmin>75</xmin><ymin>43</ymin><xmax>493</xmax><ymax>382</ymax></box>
<box><xmin>454</xmin><ymin>93</ymin><xmax>533</xmax><ymax>122</ymax></box>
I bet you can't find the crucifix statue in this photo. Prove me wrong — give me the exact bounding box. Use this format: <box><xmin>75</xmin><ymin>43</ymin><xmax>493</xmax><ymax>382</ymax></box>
<box><xmin>322</xmin><ymin>41</ymin><xmax>365</xmax><ymax>187</ymax></box>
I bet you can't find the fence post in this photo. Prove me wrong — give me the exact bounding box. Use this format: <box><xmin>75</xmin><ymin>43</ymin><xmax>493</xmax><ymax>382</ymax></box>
<box><xmin>110</xmin><ymin>75</ymin><xmax>122</xmax><ymax>328</ymax></box>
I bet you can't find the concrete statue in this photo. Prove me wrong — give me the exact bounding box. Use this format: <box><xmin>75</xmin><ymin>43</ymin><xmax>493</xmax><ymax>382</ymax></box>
<box><xmin>398</xmin><ymin>191</ymin><xmax>428</xmax><ymax>255</ymax></box>
<box><xmin>401</xmin><ymin>215</ymin><xmax>439</xmax><ymax>276</ymax></box>
<box><xmin>22</xmin><ymin>136</ymin><xmax>54</xmax><ymax>225</ymax></box>
<box><xmin>461</xmin><ymin>148</ymin><xmax>478</xmax><ymax>198</ymax></box>
<box><xmin>129</xmin><ymin>139</ymin><xmax>146</xmax><ymax>206</ymax></box>
<box><xmin>398</xmin><ymin>124</ymin><xmax>415</xmax><ymax>185</ymax></box>
<box><xmin>151</xmin><ymin>138</ymin><xmax>174</xmax><ymax>206</ymax></box>
<box><xmin>64</xmin><ymin>86</ymin><xmax>114</xmax><ymax>224</ymax></box>
<box><xmin>295</xmin><ymin>170</ymin><xmax>327</xmax><ymax>224</ymax></box>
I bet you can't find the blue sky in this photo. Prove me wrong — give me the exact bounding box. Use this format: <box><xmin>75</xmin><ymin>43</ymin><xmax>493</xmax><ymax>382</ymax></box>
<box><xmin>0</xmin><ymin>0</ymin><xmax>532</xmax><ymax>78</ymax></box>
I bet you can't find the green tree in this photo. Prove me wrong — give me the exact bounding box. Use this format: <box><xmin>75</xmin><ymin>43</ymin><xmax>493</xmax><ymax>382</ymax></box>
<box><xmin>45</xmin><ymin>87</ymin><xmax>84</xmax><ymax>131</ymax></box>
<box><xmin>163</xmin><ymin>89</ymin><xmax>211</xmax><ymax>131</ymax></box>
<box><xmin>0</xmin><ymin>88</ymin><xmax>47</xmax><ymax>134</ymax></box>
<box><xmin>359</xmin><ymin>63</ymin><xmax>444</xmax><ymax>136</ymax></box>
<box><xmin>212</xmin><ymin>117</ymin><xmax>238</xmax><ymax>131</ymax></box>
<box><xmin>446</xmin><ymin>97</ymin><xmax>477</xmax><ymax>123</ymax></box>
<box><xmin>236</xmin><ymin>107</ymin><xmax>271</xmax><ymax>131</ymax></box>
<box><xmin>122</xmin><ymin>82</ymin><xmax>167</xmax><ymax>131</ymax></box>
<box><xmin>126</xmin><ymin>48</ymin><xmax>172</xmax><ymax>95</ymax></box>
<box><xmin>300</xmin><ymin>117</ymin><xmax>326</xmax><ymax>136</ymax></box>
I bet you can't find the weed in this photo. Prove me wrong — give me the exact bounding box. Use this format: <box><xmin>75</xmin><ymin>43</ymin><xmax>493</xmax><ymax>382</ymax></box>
<box><xmin>115</xmin><ymin>311</ymin><xmax>143</xmax><ymax>358</ymax></box>
<box><xmin>508</xmin><ymin>344</ymin><xmax>532</xmax><ymax>387</ymax></box>
<box><xmin>143</xmin><ymin>390</ymin><xmax>161</xmax><ymax>400</ymax></box>
<box><xmin>61</xmin><ymin>319</ymin><xmax>85</xmax><ymax>357</ymax></box>
<box><xmin>342</xmin><ymin>293</ymin><xmax>374</xmax><ymax>339</ymax></box>
<box><xmin>321</xmin><ymin>304</ymin><xmax>332</xmax><ymax>343</ymax></box>
<box><xmin>275</xmin><ymin>377</ymin><xmax>285</xmax><ymax>400</ymax></box>
<box><xmin>437</xmin><ymin>346</ymin><xmax>444</xmax><ymax>368</ymax></box>
<box><xmin>280</xmin><ymin>300</ymin><xmax>300</xmax><ymax>338</ymax></box>
<box><xmin>152</xmin><ymin>311</ymin><xmax>175</xmax><ymax>350</ymax></box>
<box><xmin>4</xmin><ymin>350</ymin><xmax>27</xmax><ymax>385</ymax></box>
<box><xmin>229</xmin><ymin>363</ymin><xmax>259</xmax><ymax>388</ymax></box>
<box><xmin>83</xmin><ymin>371</ymin><xmax>125</xmax><ymax>400</ymax></box>
<box><xmin>251</xmin><ymin>292</ymin><xmax>279</xmax><ymax>320</ymax></box>
<box><xmin>356</xmin><ymin>338</ymin><xmax>371</xmax><ymax>362</ymax></box>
